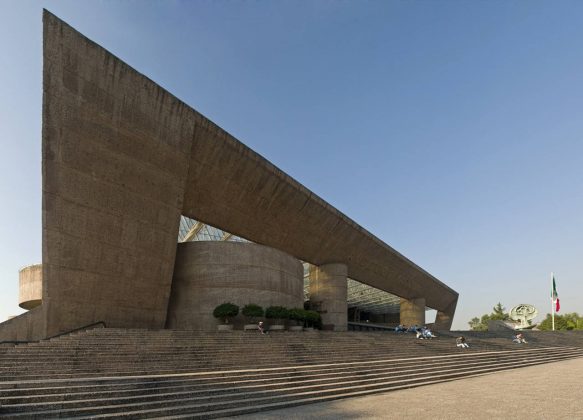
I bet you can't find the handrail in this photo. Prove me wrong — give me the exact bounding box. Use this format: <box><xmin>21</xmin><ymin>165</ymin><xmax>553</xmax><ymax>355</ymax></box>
<box><xmin>0</xmin><ymin>321</ymin><xmax>107</xmax><ymax>346</ymax></box>
<box><xmin>348</xmin><ymin>321</ymin><xmax>395</xmax><ymax>332</ymax></box>
<box><xmin>48</xmin><ymin>321</ymin><xmax>107</xmax><ymax>340</ymax></box>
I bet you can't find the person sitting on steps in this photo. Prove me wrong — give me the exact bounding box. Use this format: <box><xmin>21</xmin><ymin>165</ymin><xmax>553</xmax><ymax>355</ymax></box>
<box><xmin>512</xmin><ymin>333</ymin><xmax>527</xmax><ymax>344</ymax></box>
<box><xmin>422</xmin><ymin>326</ymin><xmax>436</xmax><ymax>339</ymax></box>
<box><xmin>258</xmin><ymin>321</ymin><xmax>267</xmax><ymax>335</ymax></box>
<box><xmin>395</xmin><ymin>324</ymin><xmax>407</xmax><ymax>333</ymax></box>
<box><xmin>416</xmin><ymin>326</ymin><xmax>434</xmax><ymax>339</ymax></box>
<box><xmin>456</xmin><ymin>336</ymin><xmax>469</xmax><ymax>348</ymax></box>
<box><xmin>408</xmin><ymin>325</ymin><xmax>419</xmax><ymax>334</ymax></box>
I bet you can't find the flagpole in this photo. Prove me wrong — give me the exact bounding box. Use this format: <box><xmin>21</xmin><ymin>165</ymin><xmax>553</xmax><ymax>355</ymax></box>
<box><xmin>551</xmin><ymin>272</ymin><xmax>555</xmax><ymax>331</ymax></box>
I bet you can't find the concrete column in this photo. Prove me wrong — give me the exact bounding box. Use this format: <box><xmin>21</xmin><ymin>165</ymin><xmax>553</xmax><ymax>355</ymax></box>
<box><xmin>19</xmin><ymin>264</ymin><xmax>43</xmax><ymax>310</ymax></box>
<box><xmin>434</xmin><ymin>297</ymin><xmax>458</xmax><ymax>331</ymax></box>
<box><xmin>309</xmin><ymin>263</ymin><xmax>348</xmax><ymax>331</ymax></box>
<box><xmin>400</xmin><ymin>297</ymin><xmax>426</xmax><ymax>327</ymax></box>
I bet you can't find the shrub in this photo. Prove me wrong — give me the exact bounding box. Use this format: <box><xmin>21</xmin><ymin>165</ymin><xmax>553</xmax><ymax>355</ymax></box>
<box><xmin>304</xmin><ymin>310</ymin><xmax>322</xmax><ymax>329</ymax></box>
<box><xmin>265</xmin><ymin>306</ymin><xmax>289</xmax><ymax>323</ymax></box>
<box><xmin>288</xmin><ymin>308</ymin><xmax>306</xmax><ymax>325</ymax></box>
<box><xmin>242</xmin><ymin>304</ymin><xmax>264</xmax><ymax>322</ymax></box>
<box><xmin>213</xmin><ymin>303</ymin><xmax>239</xmax><ymax>324</ymax></box>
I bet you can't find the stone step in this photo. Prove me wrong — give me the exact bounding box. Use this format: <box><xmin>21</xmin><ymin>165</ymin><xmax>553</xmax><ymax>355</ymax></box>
<box><xmin>1</xmin><ymin>352</ymin><xmax>580</xmax><ymax>418</ymax></box>
<box><xmin>0</xmin><ymin>343</ymin><xmax>515</xmax><ymax>357</ymax></box>
<box><xmin>2</xmin><ymin>329</ymin><xmax>582</xmax><ymax>418</ymax></box>
<box><xmin>0</xmin><ymin>348</ymin><xmax>550</xmax><ymax>379</ymax></box>
<box><xmin>1</xmin><ymin>348</ymin><xmax>579</xmax><ymax>404</ymax></box>
<box><xmin>2</xmin><ymin>347</ymin><xmax>579</xmax><ymax>391</ymax></box>
<box><xmin>0</xmin><ymin>346</ymin><xmax>513</xmax><ymax>363</ymax></box>
<box><xmin>2</xmin><ymin>347</ymin><xmax>564</xmax><ymax>374</ymax></box>
<box><xmin>0</xmin><ymin>340</ymin><xmax>539</xmax><ymax>355</ymax></box>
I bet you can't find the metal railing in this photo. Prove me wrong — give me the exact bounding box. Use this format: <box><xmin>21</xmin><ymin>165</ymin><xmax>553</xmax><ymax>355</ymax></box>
<box><xmin>0</xmin><ymin>321</ymin><xmax>107</xmax><ymax>346</ymax></box>
<box><xmin>348</xmin><ymin>321</ymin><xmax>395</xmax><ymax>332</ymax></box>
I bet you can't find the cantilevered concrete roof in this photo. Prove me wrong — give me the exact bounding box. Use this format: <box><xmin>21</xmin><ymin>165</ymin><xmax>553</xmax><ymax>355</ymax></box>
<box><xmin>180</xmin><ymin>116</ymin><xmax>458</xmax><ymax>312</ymax></box>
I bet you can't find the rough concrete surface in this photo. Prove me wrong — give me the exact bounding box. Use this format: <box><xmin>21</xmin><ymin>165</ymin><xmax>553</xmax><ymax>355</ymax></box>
<box><xmin>230</xmin><ymin>357</ymin><xmax>583</xmax><ymax>420</ymax></box>
<box><xmin>167</xmin><ymin>241</ymin><xmax>304</xmax><ymax>330</ymax></box>
<box><xmin>309</xmin><ymin>263</ymin><xmax>348</xmax><ymax>331</ymax></box>
<box><xmin>18</xmin><ymin>264</ymin><xmax>42</xmax><ymax>310</ymax></box>
<box><xmin>399</xmin><ymin>297</ymin><xmax>426</xmax><ymax>327</ymax></box>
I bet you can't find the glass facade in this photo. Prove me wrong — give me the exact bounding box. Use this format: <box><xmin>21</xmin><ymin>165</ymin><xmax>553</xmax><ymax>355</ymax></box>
<box><xmin>178</xmin><ymin>217</ymin><xmax>249</xmax><ymax>243</ymax></box>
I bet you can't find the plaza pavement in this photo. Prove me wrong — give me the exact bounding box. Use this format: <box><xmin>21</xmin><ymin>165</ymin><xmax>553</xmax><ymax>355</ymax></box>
<box><xmin>227</xmin><ymin>357</ymin><xmax>583</xmax><ymax>420</ymax></box>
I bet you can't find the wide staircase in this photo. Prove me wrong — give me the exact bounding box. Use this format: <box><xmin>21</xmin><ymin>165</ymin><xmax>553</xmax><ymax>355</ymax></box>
<box><xmin>1</xmin><ymin>328</ymin><xmax>582</xmax><ymax>418</ymax></box>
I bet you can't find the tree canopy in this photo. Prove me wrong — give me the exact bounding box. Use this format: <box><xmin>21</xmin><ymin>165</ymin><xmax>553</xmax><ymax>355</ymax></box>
<box><xmin>468</xmin><ymin>302</ymin><xmax>510</xmax><ymax>331</ymax></box>
<box><xmin>538</xmin><ymin>313</ymin><xmax>583</xmax><ymax>330</ymax></box>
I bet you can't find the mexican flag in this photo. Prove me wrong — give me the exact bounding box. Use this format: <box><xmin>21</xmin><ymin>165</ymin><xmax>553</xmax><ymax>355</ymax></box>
<box><xmin>551</xmin><ymin>274</ymin><xmax>560</xmax><ymax>312</ymax></box>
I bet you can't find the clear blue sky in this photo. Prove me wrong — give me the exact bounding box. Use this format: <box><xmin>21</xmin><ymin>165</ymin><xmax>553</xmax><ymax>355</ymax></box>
<box><xmin>1</xmin><ymin>1</ymin><xmax>582</xmax><ymax>330</ymax></box>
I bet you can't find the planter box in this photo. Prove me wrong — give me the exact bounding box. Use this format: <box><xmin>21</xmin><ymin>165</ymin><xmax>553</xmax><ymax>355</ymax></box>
<box><xmin>288</xmin><ymin>326</ymin><xmax>303</xmax><ymax>332</ymax></box>
<box><xmin>303</xmin><ymin>327</ymin><xmax>315</xmax><ymax>332</ymax></box>
<box><xmin>244</xmin><ymin>324</ymin><xmax>258</xmax><ymax>331</ymax></box>
<box><xmin>217</xmin><ymin>324</ymin><xmax>234</xmax><ymax>331</ymax></box>
<box><xmin>269</xmin><ymin>324</ymin><xmax>285</xmax><ymax>331</ymax></box>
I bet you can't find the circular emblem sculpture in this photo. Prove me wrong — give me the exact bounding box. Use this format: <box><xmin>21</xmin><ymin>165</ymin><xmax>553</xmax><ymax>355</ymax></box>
<box><xmin>509</xmin><ymin>304</ymin><xmax>538</xmax><ymax>329</ymax></box>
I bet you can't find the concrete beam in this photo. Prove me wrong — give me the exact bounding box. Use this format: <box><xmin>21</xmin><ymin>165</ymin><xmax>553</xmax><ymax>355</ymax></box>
<box><xmin>19</xmin><ymin>265</ymin><xmax>42</xmax><ymax>310</ymax></box>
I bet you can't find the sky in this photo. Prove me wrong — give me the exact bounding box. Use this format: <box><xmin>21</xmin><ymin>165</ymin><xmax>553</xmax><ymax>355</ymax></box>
<box><xmin>1</xmin><ymin>1</ymin><xmax>582</xmax><ymax>330</ymax></box>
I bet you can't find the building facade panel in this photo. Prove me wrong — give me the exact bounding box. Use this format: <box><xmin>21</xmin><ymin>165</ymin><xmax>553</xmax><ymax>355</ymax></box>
<box><xmin>41</xmin><ymin>11</ymin><xmax>194</xmax><ymax>337</ymax></box>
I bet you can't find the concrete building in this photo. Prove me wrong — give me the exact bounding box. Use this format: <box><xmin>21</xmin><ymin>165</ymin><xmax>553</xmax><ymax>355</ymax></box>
<box><xmin>0</xmin><ymin>11</ymin><xmax>458</xmax><ymax>341</ymax></box>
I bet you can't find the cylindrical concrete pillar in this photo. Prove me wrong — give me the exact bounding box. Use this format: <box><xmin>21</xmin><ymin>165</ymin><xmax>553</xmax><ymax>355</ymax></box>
<box><xmin>309</xmin><ymin>263</ymin><xmax>348</xmax><ymax>331</ymax></box>
<box><xmin>19</xmin><ymin>264</ymin><xmax>43</xmax><ymax>310</ymax></box>
<box><xmin>400</xmin><ymin>297</ymin><xmax>426</xmax><ymax>327</ymax></box>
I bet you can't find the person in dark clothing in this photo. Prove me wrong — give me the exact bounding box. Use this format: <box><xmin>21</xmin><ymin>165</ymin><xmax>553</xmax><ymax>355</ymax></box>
<box><xmin>456</xmin><ymin>336</ymin><xmax>469</xmax><ymax>348</ymax></box>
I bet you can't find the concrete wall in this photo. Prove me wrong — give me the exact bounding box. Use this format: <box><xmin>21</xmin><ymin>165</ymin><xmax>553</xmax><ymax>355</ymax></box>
<box><xmin>42</xmin><ymin>11</ymin><xmax>194</xmax><ymax>336</ymax></box>
<box><xmin>166</xmin><ymin>241</ymin><xmax>304</xmax><ymax>330</ymax></box>
<box><xmin>19</xmin><ymin>264</ymin><xmax>42</xmax><ymax>310</ymax></box>
<box><xmin>0</xmin><ymin>307</ymin><xmax>45</xmax><ymax>342</ymax></box>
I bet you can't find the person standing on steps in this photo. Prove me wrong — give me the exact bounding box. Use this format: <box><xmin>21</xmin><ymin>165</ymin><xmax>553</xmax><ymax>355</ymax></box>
<box><xmin>258</xmin><ymin>321</ymin><xmax>267</xmax><ymax>335</ymax></box>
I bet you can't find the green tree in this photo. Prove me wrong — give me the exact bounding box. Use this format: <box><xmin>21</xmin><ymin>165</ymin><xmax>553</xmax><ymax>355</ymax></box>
<box><xmin>491</xmin><ymin>303</ymin><xmax>510</xmax><ymax>321</ymax></box>
<box><xmin>468</xmin><ymin>302</ymin><xmax>509</xmax><ymax>331</ymax></box>
<box><xmin>288</xmin><ymin>308</ymin><xmax>306</xmax><ymax>326</ymax></box>
<box><xmin>538</xmin><ymin>312</ymin><xmax>583</xmax><ymax>331</ymax></box>
<box><xmin>468</xmin><ymin>317</ymin><xmax>481</xmax><ymax>330</ymax></box>
<box><xmin>242</xmin><ymin>304</ymin><xmax>264</xmax><ymax>322</ymax></box>
<box><xmin>265</xmin><ymin>306</ymin><xmax>289</xmax><ymax>323</ymax></box>
<box><xmin>213</xmin><ymin>302</ymin><xmax>239</xmax><ymax>324</ymax></box>
<box><xmin>469</xmin><ymin>315</ymin><xmax>492</xmax><ymax>331</ymax></box>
